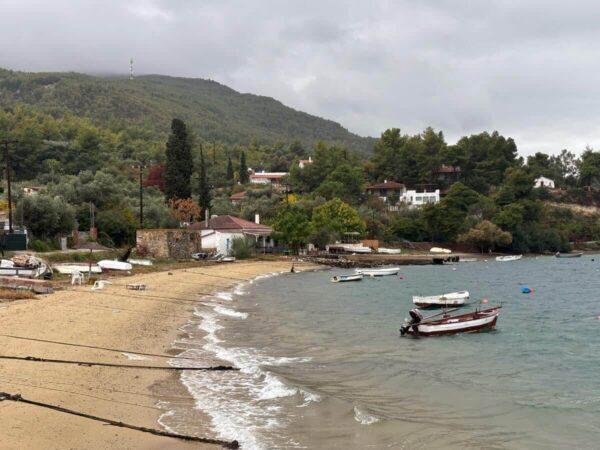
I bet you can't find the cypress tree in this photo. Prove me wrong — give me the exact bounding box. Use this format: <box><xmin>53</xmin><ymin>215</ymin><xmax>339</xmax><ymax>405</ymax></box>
<box><xmin>226</xmin><ymin>157</ymin><xmax>234</xmax><ymax>181</ymax></box>
<box><xmin>198</xmin><ymin>148</ymin><xmax>212</xmax><ymax>217</ymax></box>
<box><xmin>164</xmin><ymin>118</ymin><xmax>193</xmax><ymax>200</ymax></box>
<box><xmin>239</xmin><ymin>151</ymin><xmax>249</xmax><ymax>184</ymax></box>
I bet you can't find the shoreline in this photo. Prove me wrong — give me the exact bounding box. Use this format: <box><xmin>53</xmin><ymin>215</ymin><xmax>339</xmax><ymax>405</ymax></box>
<box><xmin>0</xmin><ymin>259</ymin><xmax>317</xmax><ymax>449</ymax></box>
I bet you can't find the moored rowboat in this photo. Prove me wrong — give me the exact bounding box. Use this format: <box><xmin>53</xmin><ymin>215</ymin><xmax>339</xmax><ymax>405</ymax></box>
<box><xmin>331</xmin><ymin>274</ymin><xmax>363</xmax><ymax>283</ymax></box>
<box><xmin>355</xmin><ymin>267</ymin><xmax>400</xmax><ymax>277</ymax></box>
<box><xmin>412</xmin><ymin>291</ymin><xmax>470</xmax><ymax>308</ymax></box>
<box><xmin>400</xmin><ymin>306</ymin><xmax>501</xmax><ymax>337</ymax></box>
<box><xmin>555</xmin><ymin>252</ymin><xmax>583</xmax><ymax>258</ymax></box>
<box><xmin>496</xmin><ymin>255</ymin><xmax>522</xmax><ymax>262</ymax></box>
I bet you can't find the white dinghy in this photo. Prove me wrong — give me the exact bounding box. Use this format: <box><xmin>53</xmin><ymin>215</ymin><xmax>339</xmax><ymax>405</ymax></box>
<box><xmin>413</xmin><ymin>291</ymin><xmax>470</xmax><ymax>308</ymax></box>
<box><xmin>355</xmin><ymin>267</ymin><xmax>400</xmax><ymax>277</ymax></box>
<box><xmin>98</xmin><ymin>260</ymin><xmax>133</xmax><ymax>271</ymax></box>
<box><xmin>496</xmin><ymin>255</ymin><xmax>522</xmax><ymax>262</ymax></box>
<box><xmin>331</xmin><ymin>274</ymin><xmax>364</xmax><ymax>283</ymax></box>
<box><xmin>54</xmin><ymin>264</ymin><xmax>103</xmax><ymax>275</ymax></box>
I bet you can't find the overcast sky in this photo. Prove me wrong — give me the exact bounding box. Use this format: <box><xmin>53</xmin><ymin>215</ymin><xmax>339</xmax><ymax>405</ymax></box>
<box><xmin>1</xmin><ymin>0</ymin><xmax>599</xmax><ymax>155</ymax></box>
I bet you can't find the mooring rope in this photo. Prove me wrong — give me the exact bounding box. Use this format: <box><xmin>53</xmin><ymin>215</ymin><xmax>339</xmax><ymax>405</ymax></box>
<box><xmin>0</xmin><ymin>355</ymin><xmax>237</xmax><ymax>371</ymax></box>
<box><xmin>0</xmin><ymin>391</ymin><xmax>239</xmax><ymax>448</ymax></box>
<box><xmin>0</xmin><ymin>334</ymin><xmax>198</xmax><ymax>361</ymax></box>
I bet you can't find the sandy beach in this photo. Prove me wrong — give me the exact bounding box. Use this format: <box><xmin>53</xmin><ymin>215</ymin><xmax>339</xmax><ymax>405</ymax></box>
<box><xmin>0</xmin><ymin>259</ymin><xmax>314</xmax><ymax>450</ymax></box>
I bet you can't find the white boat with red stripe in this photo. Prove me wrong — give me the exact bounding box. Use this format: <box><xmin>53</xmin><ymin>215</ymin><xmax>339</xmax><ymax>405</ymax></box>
<box><xmin>400</xmin><ymin>306</ymin><xmax>501</xmax><ymax>337</ymax></box>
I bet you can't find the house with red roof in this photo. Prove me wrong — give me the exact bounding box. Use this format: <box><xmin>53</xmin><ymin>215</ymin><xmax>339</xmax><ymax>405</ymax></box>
<box><xmin>229</xmin><ymin>191</ymin><xmax>247</xmax><ymax>204</ymax></box>
<box><xmin>365</xmin><ymin>180</ymin><xmax>406</xmax><ymax>203</ymax></box>
<box><xmin>189</xmin><ymin>214</ymin><xmax>273</xmax><ymax>256</ymax></box>
<box><xmin>249</xmin><ymin>171</ymin><xmax>288</xmax><ymax>190</ymax></box>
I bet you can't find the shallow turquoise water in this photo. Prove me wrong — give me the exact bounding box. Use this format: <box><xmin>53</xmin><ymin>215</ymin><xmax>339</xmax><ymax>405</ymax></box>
<box><xmin>176</xmin><ymin>257</ymin><xmax>600</xmax><ymax>449</ymax></box>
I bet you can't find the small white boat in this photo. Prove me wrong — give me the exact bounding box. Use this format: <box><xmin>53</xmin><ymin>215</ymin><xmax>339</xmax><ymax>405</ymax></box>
<box><xmin>413</xmin><ymin>291</ymin><xmax>470</xmax><ymax>308</ymax></box>
<box><xmin>98</xmin><ymin>260</ymin><xmax>133</xmax><ymax>271</ymax></box>
<box><xmin>128</xmin><ymin>258</ymin><xmax>153</xmax><ymax>266</ymax></box>
<box><xmin>400</xmin><ymin>306</ymin><xmax>501</xmax><ymax>337</ymax></box>
<box><xmin>496</xmin><ymin>255</ymin><xmax>522</xmax><ymax>262</ymax></box>
<box><xmin>430</xmin><ymin>247</ymin><xmax>452</xmax><ymax>254</ymax></box>
<box><xmin>355</xmin><ymin>267</ymin><xmax>400</xmax><ymax>277</ymax></box>
<box><xmin>378</xmin><ymin>247</ymin><xmax>402</xmax><ymax>254</ymax></box>
<box><xmin>459</xmin><ymin>258</ymin><xmax>478</xmax><ymax>263</ymax></box>
<box><xmin>54</xmin><ymin>264</ymin><xmax>103</xmax><ymax>275</ymax></box>
<box><xmin>331</xmin><ymin>274</ymin><xmax>363</xmax><ymax>283</ymax></box>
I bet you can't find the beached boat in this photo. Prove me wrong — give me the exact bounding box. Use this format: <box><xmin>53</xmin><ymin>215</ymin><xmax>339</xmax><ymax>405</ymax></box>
<box><xmin>412</xmin><ymin>291</ymin><xmax>470</xmax><ymax>308</ymax></box>
<box><xmin>127</xmin><ymin>258</ymin><xmax>153</xmax><ymax>266</ymax></box>
<box><xmin>355</xmin><ymin>267</ymin><xmax>400</xmax><ymax>277</ymax></box>
<box><xmin>331</xmin><ymin>274</ymin><xmax>363</xmax><ymax>283</ymax></box>
<box><xmin>555</xmin><ymin>252</ymin><xmax>583</xmax><ymax>258</ymax></box>
<box><xmin>0</xmin><ymin>256</ymin><xmax>51</xmax><ymax>279</ymax></box>
<box><xmin>98</xmin><ymin>260</ymin><xmax>133</xmax><ymax>271</ymax></box>
<box><xmin>459</xmin><ymin>257</ymin><xmax>478</xmax><ymax>262</ymax></box>
<box><xmin>400</xmin><ymin>306</ymin><xmax>501</xmax><ymax>336</ymax></box>
<box><xmin>430</xmin><ymin>247</ymin><xmax>452</xmax><ymax>254</ymax></box>
<box><xmin>496</xmin><ymin>255</ymin><xmax>522</xmax><ymax>262</ymax></box>
<box><xmin>54</xmin><ymin>264</ymin><xmax>103</xmax><ymax>275</ymax></box>
<box><xmin>378</xmin><ymin>247</ymin><xmax>402</xmax><ymax>255</ymax></box>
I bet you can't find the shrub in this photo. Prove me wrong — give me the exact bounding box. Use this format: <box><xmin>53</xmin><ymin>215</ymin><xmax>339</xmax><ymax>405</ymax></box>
<box><xmin>231</xmin><ymin>237</ymin><xmax>253</xmax><ymax>259</ymax></box>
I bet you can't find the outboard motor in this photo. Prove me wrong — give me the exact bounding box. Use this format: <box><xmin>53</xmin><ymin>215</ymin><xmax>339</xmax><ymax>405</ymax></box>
<box><xmin>400</xmin><ymin>309</ymin><xmax>423</xmax><ymax>336</ymax></box>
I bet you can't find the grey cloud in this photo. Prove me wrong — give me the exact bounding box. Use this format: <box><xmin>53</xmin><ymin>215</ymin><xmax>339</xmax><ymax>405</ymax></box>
<box><xmin>1</xmin><ymin>0</ymin><xmax>600</xmax><ymax>154</ymax></box>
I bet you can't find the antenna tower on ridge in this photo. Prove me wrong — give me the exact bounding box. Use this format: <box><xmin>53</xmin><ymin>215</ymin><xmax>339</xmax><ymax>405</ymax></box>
<box><xmin>129</xmin><ymin>57</ymin><xmax>134</xmax><ymax>80</ymax></box>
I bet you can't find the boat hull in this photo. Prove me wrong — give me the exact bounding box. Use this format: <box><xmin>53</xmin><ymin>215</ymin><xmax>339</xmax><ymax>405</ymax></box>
<box><xmin>355</xmin><ymin>267</ymin><xmax>400</xmax><ymax>277</ymax></box>
<box><xmin>413</xmin><ymin>291</ymin><xmax>469</xmax><ymax>308</ymax></box>
<box><xmin>331</xmin><ymin>275</ymin><xmax>363</xmax><ymax>283</ymax></box>
<box><xmin>555</xmin><ymin>252</ymin><xmax>583</xmax><ymax>258</ymax></box>
<box><xmin>403</xmin><ymin>308</ymin><xmax>500</xmax><ymax>337</ymax></box>
<box><xmin>496</xmin><ymin>255</ymin><xmax>522</xmax><ymax>262</ymax></box>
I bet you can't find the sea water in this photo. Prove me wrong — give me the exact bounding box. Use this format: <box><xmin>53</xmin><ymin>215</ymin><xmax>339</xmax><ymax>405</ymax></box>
<box><xmin>163</xmin><ymin>258</ymin><xmax>600</xmax><ymax>449</ymax></box>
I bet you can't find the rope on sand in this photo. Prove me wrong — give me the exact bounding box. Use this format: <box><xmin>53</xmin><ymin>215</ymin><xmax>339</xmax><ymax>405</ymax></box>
<box><xmin>0</xmin><ymin>334</ymin><xmax>198</xmax><ymax>361</ymax></box>
<box><xmin>0</xmin><ymin>391</ymin><xmax>239</xmax><ymax>448</ymax></box>
<box><xmin>0</xmin><ymin>355</ymin><xmax>238</xmax><ymax>371</ymax></box>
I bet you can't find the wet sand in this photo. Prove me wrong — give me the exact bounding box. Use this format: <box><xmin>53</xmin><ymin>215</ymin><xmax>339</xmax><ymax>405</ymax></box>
<box><xmin>0</xmin><ymin>259</ymin><xmax>313</xmax><ymax>449</ymax></box>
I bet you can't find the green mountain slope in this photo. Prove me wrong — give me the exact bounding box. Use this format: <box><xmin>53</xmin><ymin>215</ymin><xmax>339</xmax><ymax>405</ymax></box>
<box><xmin>0</xmin><ymin>68</ymin><xmax>374</xmax><ymax>153</ymax></box>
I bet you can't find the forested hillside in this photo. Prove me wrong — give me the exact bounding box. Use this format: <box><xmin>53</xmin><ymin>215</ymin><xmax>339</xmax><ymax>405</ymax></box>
<box><xmin>0</xmin><ymin>68</ymin><xmax>374</xmax><ymax>153</ymax></box>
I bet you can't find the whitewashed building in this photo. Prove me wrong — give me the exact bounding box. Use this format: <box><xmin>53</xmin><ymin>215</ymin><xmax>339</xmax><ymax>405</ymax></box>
<box><xmin>400</xmin><ymin>189</ymin><xmax>440</xmax><ymax>207</ymax></box>
<box><xmin>534</xmin><ymin>176</ymin><xmax>555</xmax><ymax>189</ymax></box>
<box><xmin>190</xmin><ymin>214</ymin><xmax>273</xmax><ymax>256</ymax></box>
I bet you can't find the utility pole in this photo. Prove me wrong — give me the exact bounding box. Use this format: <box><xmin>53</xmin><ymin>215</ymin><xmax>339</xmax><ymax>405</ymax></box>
<box><xmin>133</xmin><ymin>163</ymin><xmax>147</xmax><ymax>228</ymax></box>
<box><xmin>1</xmin><ymin>139</ymin><xmax>17</xmax><ymax>234</ymax></box>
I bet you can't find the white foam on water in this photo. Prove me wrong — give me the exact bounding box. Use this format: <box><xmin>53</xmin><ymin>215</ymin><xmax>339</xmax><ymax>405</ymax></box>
<box><xmin>215</xmin><ymin>291</ymin><xmax>233</xmax><ymax>301</ymax></box>
<box><xmin>214</xmin><ymin>305</ymin><xmax>248</xmax><ymax>319</ymax></box>
<box><xmin>298</xmin><ymin>389</ymin><xmax>322</xmax><ymax>407</ymax></box>
<box><xmin>234</xmin><ymin>282</ymin><xmax>247</xmax><ymax>296</ymax></box>
<box><xmin>166</xmin><ymin>270</ymin><xmax>315</xmax><ymax>449</ymax></box>
<box><xmin>353</xmin><ymin>406</ymin><xmax>380</xmax><ymax>425</ymax></box>
<box><xmin>121</xmin><ymin>352</ymin><xmax>150</xmax><ymax>361</ymax></box>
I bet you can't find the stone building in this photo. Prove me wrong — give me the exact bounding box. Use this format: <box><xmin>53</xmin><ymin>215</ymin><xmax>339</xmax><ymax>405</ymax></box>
<box><xmin>136</xmin><ymin>229</ymin><xmax>203</xmax><ymax>259</ymax></box>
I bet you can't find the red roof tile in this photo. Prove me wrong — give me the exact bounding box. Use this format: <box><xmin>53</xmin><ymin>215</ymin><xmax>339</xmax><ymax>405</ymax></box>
<box><xmin>229</xmin><ymin>191</ymin><xmax>246</xmax><ymax>200</ymax></box>
<box><xmin>189</xmin><ymin>215</ymin><xmax>272</xmax><ymax>233</ymax></box>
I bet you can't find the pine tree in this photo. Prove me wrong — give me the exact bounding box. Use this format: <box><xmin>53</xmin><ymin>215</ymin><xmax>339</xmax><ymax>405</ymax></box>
<box><xmin>164</xmin><ymin>118</ymin><xmax>193</xmax><ymax>200</ymax></box>
<box><xmin>226</xmin><ymin>157</ymin><xmax>234</xmax><ymax>181</ymax></box>
<box><xmin>239</xmin><ymin>151</ymin><xmax>249</xmax><ymax>184</ymax></box>
<box><xmin>197</xmin><ymin>148</ymin><xmax>212</xmax><ymax>217</ymax></box>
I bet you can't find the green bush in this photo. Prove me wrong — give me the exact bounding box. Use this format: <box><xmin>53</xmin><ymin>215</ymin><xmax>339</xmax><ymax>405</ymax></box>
<box><xmin>29</xmin><ymin>239</ymin><xmax>53</xmax><ymax>252</ymax></box>
<box><xmin>231</xmin><ymin>237</ymin><xmax>253</xmax><ymax>259</ymax></box>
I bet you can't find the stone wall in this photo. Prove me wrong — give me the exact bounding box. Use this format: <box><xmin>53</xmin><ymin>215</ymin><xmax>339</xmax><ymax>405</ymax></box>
<box><xmin>136</xmin><ymin>229</ymin><xmax>203</xmax><ymax>259</ymax></box>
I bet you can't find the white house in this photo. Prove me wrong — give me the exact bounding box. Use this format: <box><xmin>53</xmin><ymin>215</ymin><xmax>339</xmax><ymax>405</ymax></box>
<box><xmin>190</xmin><ymin>214</ymin><xmax>273</xmax><ymax>256</ymax></box>
<box><xmin>400</xmin><ymin>189</ymin><xmax>440</xmax><ymax>207</ymax></box>
<box><xmin>249</xmin><ymin>171</ymin><xmax>288</xmax><ymax>187</ymax></box>
<box><xmin>534</xmin><ymin>176</ymin><xmax>555</xmax><ymax>189</ymax></box>
<box><xmin>298</xmin><ymin>156</ymin><xmax>313</xmax><ymax>168</ymax></box>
